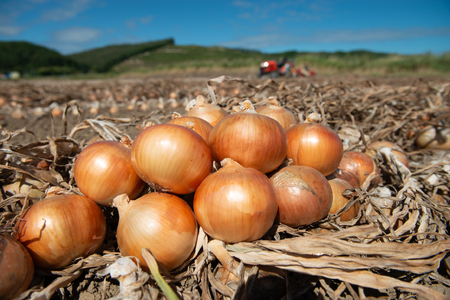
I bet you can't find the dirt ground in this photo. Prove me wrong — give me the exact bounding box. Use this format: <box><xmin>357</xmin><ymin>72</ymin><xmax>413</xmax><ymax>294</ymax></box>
<box><xmin>1</xmin><ymin>72</ymin><xmax>450</xmax><ymax>300</ymax></box>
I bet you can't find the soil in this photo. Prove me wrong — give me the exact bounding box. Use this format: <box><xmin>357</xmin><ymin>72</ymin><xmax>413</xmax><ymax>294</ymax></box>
<box><xmin>1</xmin><ymin>72</ymin><xmax>450</xmax><ymax>300</ymax></box>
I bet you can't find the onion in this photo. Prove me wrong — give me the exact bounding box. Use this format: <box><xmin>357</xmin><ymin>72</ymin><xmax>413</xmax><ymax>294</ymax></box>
<box><xmin>113</xmin><ymin>193</ymin><xmax>198</xmax><ymax>271</ymax></box>
<box><xmin>74</xmin><ymin>137</ymin><xmax>146</xmax><ymax>206</ymax></box>
<box><xmin>270</xmin><ymin>165</ymin><xmax>333</xmax><ymax>227</ymax></box>
<box><xmin>286</xmin><ymin>122</ymin><xmax>343</xmax><ymax>176</ymax></box>
<box><xmin>255</xmin><ymin>97</ymin><xmax>298</xmax><ymax>130</ymax></box>
<box><xmin>334</xmin><ymin>151</ymin><xmax>381</xmax><ymax>187</ymax></box>
<box><xmin>0</xmin><ymin>236</ymin><xmax>34</xmax><ymax>300</ymax></box>
<box><xmin>131</xmin><ymin>123</ymin><xmax>213</xmax><ymax>194</ymax></box>
<box><xmin>185</xmin><ymin>95</ymin><xmax>228</xmax><ymax>126</ymax></box>
<box><xmin>167</xmin><ymin>112</ymin><xmax>213</xmax><ymax>143</ymax></box>
<box><xmin>209</xmin><ymin>100</ymin><xmax>288</xmax><ymax>174</ymax></box>
<box><xmin>194</xmin><ymin>158</ymin><xmax>278</xmax><ymax>243</ymax></box>
<box><xmin>415</xmin><ymin>126</ymin><xmax>450</xmax><ymax>150</ymax></box>
<box><xmin>328</xmin><ymin>178</ymin><xmax>359</xmax><ymax>221</ymax></box>
<box><xmin>365</xmin><ymin>141</ymin><xmax>409</xmax><ymax>169</ymax></box>
<box><xmin>15</xmin><ymin>194</ymin><xmax>106</xmax><ymax>269</ymax></box>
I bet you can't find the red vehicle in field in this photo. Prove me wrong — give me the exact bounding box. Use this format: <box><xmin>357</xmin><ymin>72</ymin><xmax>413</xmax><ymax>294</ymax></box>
<box><xmin>258</xmin><ymin>58</ymin><xmax>315</xmax><ymax>78</ymax></box>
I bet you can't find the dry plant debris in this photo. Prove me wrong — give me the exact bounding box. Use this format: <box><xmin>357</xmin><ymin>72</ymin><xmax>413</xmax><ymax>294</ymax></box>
<box><xmin>0</xmin><ymin>75</ymin><xmax>449</xmax><ymax>300</ymax></box>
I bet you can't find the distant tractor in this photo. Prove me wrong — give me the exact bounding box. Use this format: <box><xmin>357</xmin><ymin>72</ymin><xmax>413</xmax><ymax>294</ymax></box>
<box><xmin>258</xmin><ymin>58</ymin><xmax>314</xmax><ymax>78</ymax></box>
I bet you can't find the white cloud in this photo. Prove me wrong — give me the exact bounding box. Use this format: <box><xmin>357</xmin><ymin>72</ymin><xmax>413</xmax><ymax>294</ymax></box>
<box><xmin>40</xmin><ymin>0</ymin><xmax>94</xmax><ymax>22</ymax></box>
<box><xmin>232</xmin><ymin>1</ymin><xmax>256</xmax><ymax>8</ymax></box>
<box><xmin>139</xmin><ymin>15</ymin><xmax>153</xmax><ymax>24</ymax></box>
<box><xmin>125</xmin><ymin>20</ymin><xmax>136</xmax><ymax>30</ymax></box>
<box><xmin>125</xmin><ymin>15</ymin><xmax>153</xmax><ymax>30</ymax></box>
<box><xmin>52</xmin><ymin>26</ymin><xmax>102</xmax><ymax>43</ymax></box>
<box><xmin>0</xmin><ymin>25</ymin><xmax>25</xmax><ymax>36</ymax></box>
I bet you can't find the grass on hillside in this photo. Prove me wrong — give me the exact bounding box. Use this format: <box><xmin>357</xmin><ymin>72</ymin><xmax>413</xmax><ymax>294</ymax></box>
<box><xmin>111</xmin><ymin>45</ymin><xmax>450</xmax><ymax>77</ymax></box>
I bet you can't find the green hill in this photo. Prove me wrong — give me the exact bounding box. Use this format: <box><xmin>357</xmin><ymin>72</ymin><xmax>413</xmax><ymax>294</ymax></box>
<box><xmin>67</xmin><ymin>38</ymin><xmax>175</xmax><ymax>72</ymax></box>
<box><xmin>0</xmin><ymin>39</ymin><xmax>449</xmax><ymax>77</ymax></box>
<box><xmin>0</xmin><ymin>41</ymin><xmax>88</xmax><ymax>75</ymax></box>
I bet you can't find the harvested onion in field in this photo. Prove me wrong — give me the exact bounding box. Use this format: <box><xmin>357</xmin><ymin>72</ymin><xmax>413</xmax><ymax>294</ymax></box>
<box><xmin>194</xmin><ymin>158</ymin><xmax>278</xmax><ymax>243</ymax></box>
<box><xmin>255</xmin><ymin>96</ymin><xmax>298</xmax><ymax>130</ymax></box>
<box><xmin>74</xmin><ymin>137</ymin><xmax>146</xmax><ymax>206</ymax></box>
<box><xmin>167</xmin><ymin>112</ymin><xmax>213</xmax><ymax>144</ymax></box>
<box><xmin>286</xmin><ymin>122</ymin><xmax>343</xmax><ymax>176</ymax></box>
<box><xmin>415</xmin><ymin>126</ymin><xmax>450</xmax><ymax>150</ymax></box>
<box><xmin>131</xmin><ymin>123</ymin><xmax>213</xmax><ymax>194</ymax></box>
<box><xmin>114</xmin><ymin>193</ymin><xmax>198</xmax><ymax>271</ymax></box>
<box><xmin>270</xmin><ymin>165</ymin><xmax>333</xmax><ymax>227</ymax></box>
<box><xmin>0</xmin><ymin>236</ymin><xmax>34</xmax><ymax>300</ymax></box>
<box><xmin>185</xmin><ymin>95</ymin><xmax>228</xmax><ymax>126</ymax></box>
<box><xmin>209</xmin><ymin>100</ymin><xmax>288</xmax><ymax>174</ymax></box>
<box><xmin>328</xmin><ymin>178</ymin><xmax>359</xmax><ymax>221</ymax></box>
<box><xmin>15</xmin><ymin>194</ymin><xmax>106</xmax><ymax>269</ymax></box>
<box><xmin>334</xmin><ymin>151</ymin><xmax>381</xmax><ymax>188</ymax></box>
<box><xmin>365</xmin><ymin>141</ymin><xmax>409</xmax><ymax>169</ymax></box>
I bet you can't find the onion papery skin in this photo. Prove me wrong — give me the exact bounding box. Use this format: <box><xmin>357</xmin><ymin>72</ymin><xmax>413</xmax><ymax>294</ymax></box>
<box><xmin>415</xmin><ymin>126</ymin><xmax>450</xmax><ymax>150</ymax></box>
<box><xmin>186</xmin><ymin>100</ymin><xmax>228</xmax><ymax>127</ymax></box>
<box><xmin>286</xmin><ymin>123</ymin><xmax>343</xmax><ymax>176</ymax></box>
<box><xmin>131</xmin><ymin>124</ymin><xmax>213</xmax><ymax>194</ymax></box>
<box><xmin>193</xmin><ymin>159</ymin><xmax>278</xmax><ymax>243</ymax></box>
<box><xmin>74</xmin><ymin>140</ymin><xmax>146</xmax><ymax>206</ymax></box>
<box><xmin>16</xmin><ymin>194</ymin><xmax>106</xmax><ymax>269</ymax></box>
<box><xmin>209</xmin><ymin>113</ymin><xmax>288</xmax><ymax>174</ymax></box>
<box><xmin>270</xmin><ymin>165</ymin><xmax>333</xmax><ymax>227</ymax></box>
<box><xmin>328</xmin><ymin>178</ymin><xmax>359</xmax><ymax>221</ymax></box>
<box><xmin>114</xmin><ymin>193</ymin><xmax>198</xmax><ymax>271</ymax></box>
<box><xmin>167</xmin><ymin>115</ymin><xmax>213</xmax><ymax>144</ymax></box>
<box><xmin>335</xmin><ymin>151</ymin><xmax>381</xmax><ymax>188</ymax></box>
<box><xmin>365</xmin><ymin>141</ymin><xmax>409</xmax><ymax>169</ymax></box>
<box><xmin>0</xmin><ymin>236</ymin><xmax>34</xmax><ymax>300</ymax></box>
<box><xmin>255</xmin><ymin>105</ymin><xmax>298</xmax><ymax>130</ymax></box>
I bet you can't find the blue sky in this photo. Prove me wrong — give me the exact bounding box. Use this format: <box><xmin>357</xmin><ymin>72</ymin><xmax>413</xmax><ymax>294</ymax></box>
<box><xmin>0</xmin><ymin>0</ymin><xmax>449</xmax><ymax>55</ymax></box>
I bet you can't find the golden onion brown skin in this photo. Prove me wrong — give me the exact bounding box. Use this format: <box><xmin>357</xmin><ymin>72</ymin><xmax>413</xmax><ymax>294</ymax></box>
<box><xmin>74</xmin><ymin>140</ymin><xmax>146</xmax><ymax>206</ymax></box>
<box><xmin>334</xmin><ymin>151</ymin><xmax>381</xmax><ymax>188</ymax></box>
<box><xmin>16</xmin><ymin>194</ymin><xmax>106</xmax><ymax>269</ymax></box>
<box><xmin>328</xmin><ymin>178</ymin><xmax>359</xmax><ymax>221</ymax></box>
<box><xmin>0</xmin><ymin>236</ymin><xmax>34</xmax><ymax>300</ymax></box>
<box><xmin>131</xmin><ymin>124</ymin><xmax>213</xmax><ymax>195</ymax></box>
<box><xmin>271</xmin><ymin>165</ymin><xmax>333</xmax><ymax>227</ymax></box>
<box><xmin>114</xmin><ymin>193</ymin><xmax>198</xmax><ymax>271</ymax></box>
<box><xmin>209</xmin><ymin>113</ymin><xmax>288</xmax><ymax>174</ymax></box>
<box><xmin>194</xmin><ymin>159</ymin><xmax>278</xmax><ymax>243</ymax></box>
<box><xmin>286</xmin><ymin>122</ymin><xmax>343</xmax><ymax>176</ymax></box>
<box><xmin>255</xmin><ymin>104</ymin><xmax>298</xmax><ymax>130</ymax></box>
<box><xmin>167</xmin><ymin>115</ymin><xmax>213</xmax><ymax>144</ymax></box>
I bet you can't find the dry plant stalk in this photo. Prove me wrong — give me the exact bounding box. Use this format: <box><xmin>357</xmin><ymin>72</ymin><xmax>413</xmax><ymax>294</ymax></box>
<box><xmin>0</xmin><ymin>76</ymin><xmax>449</xmax><ymax>300</ymax></box>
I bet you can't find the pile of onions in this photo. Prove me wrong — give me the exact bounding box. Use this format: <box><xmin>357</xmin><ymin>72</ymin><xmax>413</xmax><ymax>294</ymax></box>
<box><xmin>270</xmin><ymin>165</ymin><xmax>332</xmax><ymax>227</ymax></box>
<box><xmin>74</xmin><ymin>137</ymin><xmax>146</xmax><ymax>206</ymax></box>
<box><xmin>328</xmin><ymin>178</ymin><xmax>359</xmax><ymax>221</ymax></box>
<box><xmin>255</xmin><ymin>97</ymin><xmax>298</xmax><ymax>130</ymax></box>
<box><xmin>113</xmin><ymin>193</ymin><xmax>198</xmax><ymax>271</ymax></box>
<box><xmin>167</xmin><ymin>112</ymin><xmax>213</xmax><ymax>143</ymax></box>
<box><xmin>334</xmin><ymin>151</ymin><xmax>381</xmax><ymax>188</ymax></box>
<box><xmin>365</xmin><ymin>141</ymin><xmax>409</xmax><ymax>169</ymax></box>
<box><xmin>0</xmin><ymin>236</ymin><xmax>34</xmax><ymax>300</ymax></box>
<box><xmin>209</xmin><ymin>100</ymin><xmax>288</xmax><ymax>174</ymax></box>
<box><xmin>131</xmin><ymin>123</ymin><xmax>213</xmax><ymax>194</ymax></box>
<box><xmin>16</xmin><ymin>194</ymin><xmax>106</xmax><ymax>269</ymax></box>
<box><xmin>286</xmin><ymin>122</ymin><xmax>343</xmax><ymax>176</ymax></box>
<box><xmin>185</xmin><ymin>95</ymin><xmax>228</xmax><ymax>126</ymax></box>
<box><xmin>415</xmin><ymin>126</ymin><xmax>450</xmax><ymax>150</ymax></box>
<box><xmin>194</xmin><ymin>158</ymin><xmax>278</xmax><ymax>243</ymax></box>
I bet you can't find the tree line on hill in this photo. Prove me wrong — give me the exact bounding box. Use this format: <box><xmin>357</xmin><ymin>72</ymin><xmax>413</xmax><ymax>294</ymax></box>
<box><xmin>1</xmin><ymin>38</ymin><xmax>448</xmax><ymax>77</ymax></box>
<box><xmin>0</xmin><ymin>38</ymin><xmax>175</xmax><ymax>76</ymax></box>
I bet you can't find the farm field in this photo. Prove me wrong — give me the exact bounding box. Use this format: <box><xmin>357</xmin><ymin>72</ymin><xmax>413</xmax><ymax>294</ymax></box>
<box><xmin>0</xmin><ymin>73</ymin><xmax>449</xmax><ymax>300</ymax></box>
